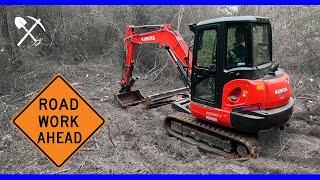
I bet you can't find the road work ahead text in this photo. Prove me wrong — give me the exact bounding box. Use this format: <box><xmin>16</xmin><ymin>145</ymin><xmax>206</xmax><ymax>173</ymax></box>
<box><xmin>37</xmin><ymin>98</ymin><xmax>82</xmax><ymax>144</ymax></box>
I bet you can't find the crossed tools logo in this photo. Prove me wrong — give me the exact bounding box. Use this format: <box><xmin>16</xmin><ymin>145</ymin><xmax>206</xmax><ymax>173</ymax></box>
<box><xmin>14</xmin><ymin>16</ymin><xmax>46</xmax><ymax>47</ymax></box>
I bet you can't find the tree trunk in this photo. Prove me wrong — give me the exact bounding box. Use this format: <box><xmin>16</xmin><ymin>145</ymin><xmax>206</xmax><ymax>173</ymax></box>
<box><xmin>0</xmin><ymin>6</ymin><xmax>13</xmax><ymax>56</ymax></box>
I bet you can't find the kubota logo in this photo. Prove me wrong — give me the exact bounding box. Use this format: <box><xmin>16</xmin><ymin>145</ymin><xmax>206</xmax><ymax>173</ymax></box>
<box><xmin>141</xmin><ymin>36</ymin><xmax>155</xmax><ymax>41</ymax></box>
<box><xmin>275</xmin><ymin>87</ymin><xmax>288</xmax><ymax>96</ymax></box>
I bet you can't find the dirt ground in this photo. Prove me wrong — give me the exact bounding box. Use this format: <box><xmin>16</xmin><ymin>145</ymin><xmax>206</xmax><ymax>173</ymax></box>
<box><xmin>0</xmin><ymin>57</ymin><xmax>320</xmax><ymax>174</ymax></box>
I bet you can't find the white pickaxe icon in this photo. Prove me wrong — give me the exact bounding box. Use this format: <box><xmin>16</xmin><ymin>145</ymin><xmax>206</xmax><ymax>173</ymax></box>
<box><xmin>15</xmin><ymin>16</ymin><xmax>46</xmax><ymax>47</ymax></box>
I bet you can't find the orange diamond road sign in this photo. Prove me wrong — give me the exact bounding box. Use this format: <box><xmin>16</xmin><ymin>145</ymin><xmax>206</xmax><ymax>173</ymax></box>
<box><xmin>13</xmin><ymin>74</ymin><xmax>105</xmax><ymax>167</ymax></box>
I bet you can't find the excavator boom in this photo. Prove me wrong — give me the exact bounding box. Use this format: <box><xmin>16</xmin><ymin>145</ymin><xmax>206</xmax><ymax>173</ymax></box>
<box><xmin>116</xmin><ymin>24</ymin><xmax>192</xmax><ymax>107</ymax></box>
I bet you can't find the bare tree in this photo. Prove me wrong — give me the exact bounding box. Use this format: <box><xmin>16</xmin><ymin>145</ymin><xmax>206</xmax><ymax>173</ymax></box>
<box><xmin>0</xmin><ymin>6</ymin><xmax>13</xmax><ymax>56</ymax></box>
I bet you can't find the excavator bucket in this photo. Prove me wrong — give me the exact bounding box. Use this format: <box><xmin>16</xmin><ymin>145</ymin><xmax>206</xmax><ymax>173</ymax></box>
<box><xmin>115</xmin><ymin>90</ymin><xmax>146</xmax><ymax>108</ymax></box>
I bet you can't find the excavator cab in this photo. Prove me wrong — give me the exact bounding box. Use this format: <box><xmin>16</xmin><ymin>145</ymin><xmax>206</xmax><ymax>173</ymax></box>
<box><xmin>189</xmin><ymin>16</ymin><xmax>293</xmax><ymax>133</ymax></box>
<box><xmin>190</xmin><ymin>16</ymin><xmax>274</xmax><ymax>108</ymax></box>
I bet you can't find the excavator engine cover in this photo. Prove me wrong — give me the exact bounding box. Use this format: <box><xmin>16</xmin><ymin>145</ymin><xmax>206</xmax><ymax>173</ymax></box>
<box><xmin>115</xmin><ymin>90</ymin><xmax>145</xmax><ymax>108</ymax></box>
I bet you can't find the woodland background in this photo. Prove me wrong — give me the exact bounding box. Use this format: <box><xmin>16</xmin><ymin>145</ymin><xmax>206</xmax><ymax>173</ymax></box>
<box><xmin>1</xmin><ymin>6</ymin><xmax>319</xmax><ymax>92</ymax></box>
<box><xmin>1</xmin><ymin>6</ymin><xmax>319</xmax><ymax>102</ymax></box>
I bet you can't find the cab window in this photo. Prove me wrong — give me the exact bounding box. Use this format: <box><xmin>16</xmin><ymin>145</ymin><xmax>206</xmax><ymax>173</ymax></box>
<box><xmin>226</xmin><ymin>25</ymin><xmax>247</xmax><ymax>69</ymax></box>
<box><xmin>196</xmin><ymin>29</ymin><xmax>217</xmax><ymax>68</ymax></box>
<box><xmin>195</xmin><ymin>77</ymin><xmax>215</xmax><ymax>102</ymax></box>
<box><xmin>194</xmin><ymin>28</ymin><xmax>217</xmax><ymax>102</ymax></box>
<box><xmin>253</xmin><ymin>24</ymin><xmax>271</xmax><ymax>66</ymax></box>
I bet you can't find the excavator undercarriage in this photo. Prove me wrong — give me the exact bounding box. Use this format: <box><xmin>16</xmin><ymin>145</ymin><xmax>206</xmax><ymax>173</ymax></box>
<box><xmin>165</xmin><ymin>111</ymin><xmax>261</xmax><ymax>159</ymax></box>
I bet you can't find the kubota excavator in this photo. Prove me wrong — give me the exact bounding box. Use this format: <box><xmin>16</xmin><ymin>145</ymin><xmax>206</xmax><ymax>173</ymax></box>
<box><xmin>115</xmin><ymin>16</ymin><xmax>294</xmax><ymax>158</ymax></box>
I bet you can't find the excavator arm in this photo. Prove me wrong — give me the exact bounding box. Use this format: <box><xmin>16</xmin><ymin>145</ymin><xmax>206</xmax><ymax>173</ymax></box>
<box><xmin>119</xmin><ymin>24</ymin><xmax>193</xmax><ymax>93</ymax></box>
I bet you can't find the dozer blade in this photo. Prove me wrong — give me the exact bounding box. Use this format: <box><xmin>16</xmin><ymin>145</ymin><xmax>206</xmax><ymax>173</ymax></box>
<box><xmin>144</xmin><ymin>87</ymin><xmax>189</xmax><ymax>109</ymax></box>
<box><xmin>115</xmin><ymin>90</ymin><xmax>146</xmax><ymax>108</ymax></box>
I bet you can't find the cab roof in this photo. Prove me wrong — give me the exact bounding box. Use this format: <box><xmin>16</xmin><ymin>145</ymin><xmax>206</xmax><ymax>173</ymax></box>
<box><xmin>197</xmin><ymin>16</ymin><xmax>269</xmax><ymax>26</ymax></box>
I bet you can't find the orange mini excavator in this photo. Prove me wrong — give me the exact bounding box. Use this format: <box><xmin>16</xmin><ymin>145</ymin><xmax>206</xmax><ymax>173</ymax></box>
<box><xmin>115</xmin><ymin>16</ymin><xmax>294</xmax><ymax>158</ymax></box>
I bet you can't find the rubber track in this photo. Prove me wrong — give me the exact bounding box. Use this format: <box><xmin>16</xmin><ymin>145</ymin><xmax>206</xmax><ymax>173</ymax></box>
<box><xmin>164</xmin><ymin>112</ymin><xmax>261</xmax><ymax>159</ymax></box>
